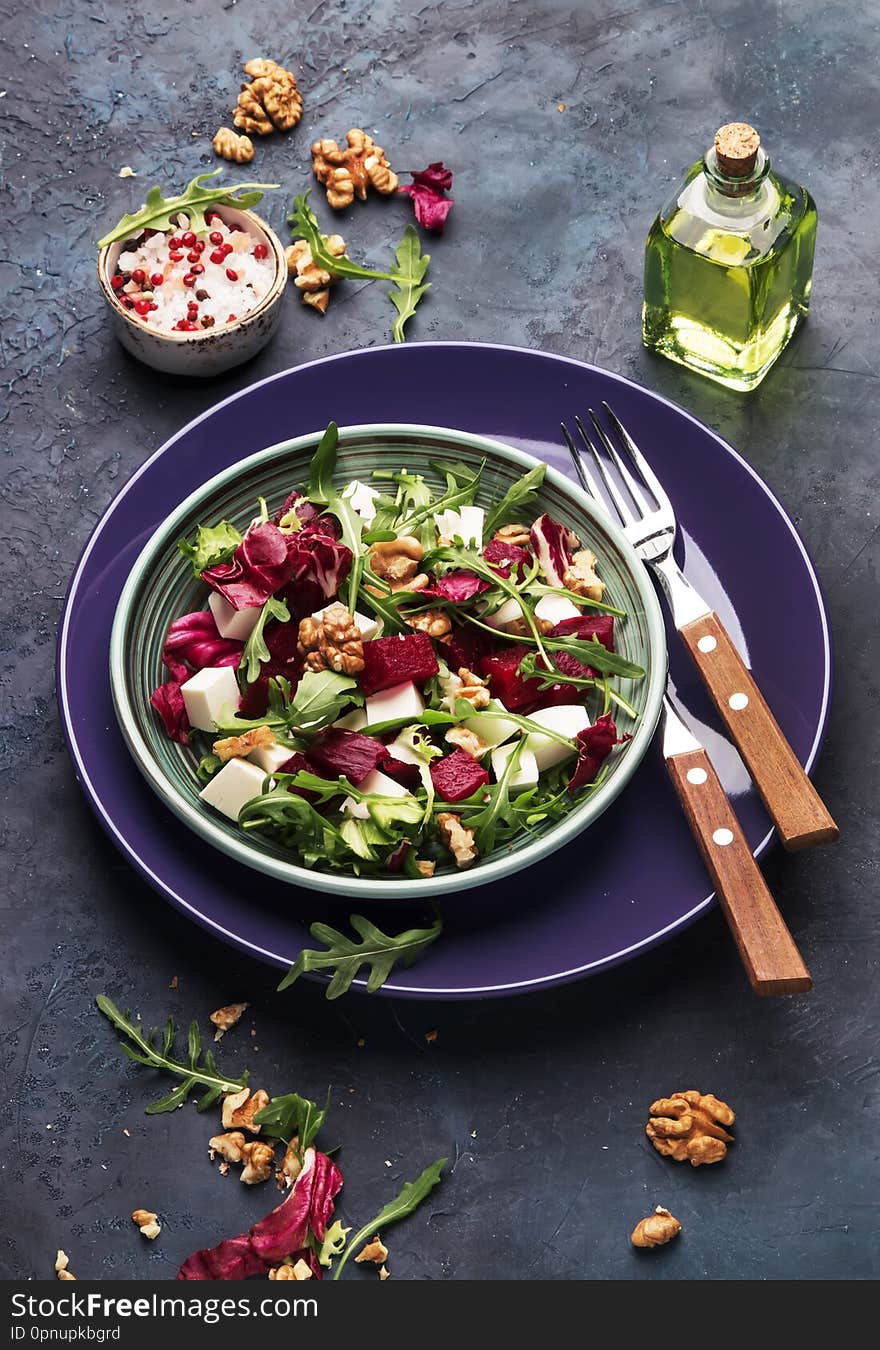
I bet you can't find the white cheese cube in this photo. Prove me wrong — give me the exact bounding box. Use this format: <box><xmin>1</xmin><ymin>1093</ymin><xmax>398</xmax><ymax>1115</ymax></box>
<box><xmin>342</xmin><ymin>769</ymin><xmax>410</xmax><ymax>819</ymax></box>
<box><xmin>484</xmin><ymin>597</ymin><xmax>522</xmax><ymax>630</ymax></box>
<box><xmin>208</xmin><ymin>591</ymin><xmax>262</xmax><ymax>642</ymax></box>
<box><xmin>334</xmin><ymin>707</ymin><xmax>368</xmax><ymax>732</ymax></box>
<box><xmin>365</xmin><ymin>681</ymin><xmax>425</xmax><ymax>725</ymax></box>
<box><xmin>464</xmin><ymin>700</ymin><xmax>518</xmax><ymax>748</ymax></box>
<box><xmin>491</xmin><ymin>742</ymin><xmax>540</xmax><ymax>789</ymax></box>
<box><xmin>342</xmin><ymin>479</ymin><xmax>381</xmax><ymax>524</ymax></box>
<box><xmin>523</xmin><ymin>704</ymin><xmax>591</xmax><ymax>770</ymax></box>
<box><xmin>199</xmin><ymin>758</ymin><xmax>269</xmax><ymax>822</ymax></box>
<box><xmin>180</xmin><ymin>666</ymin><xmax>241</xmax><ymax>733</ymax></box>
<box><xmin>534</xmin><ymin>594</ymin><xmax>582</xmax><ymax>626</ymax></box>
<box><xmin>434</xmin><ymin>505</ymin><xmax>484</xmax><ymax>547</ymax></box>
<box><xmin>248</xmin><ymin>742</ymin><xmax>296</xmax><ymax>773</ymax></box>
<box><xmin>311</xmin><ymin>603</ymin><xmax>379</xmax><ymax>641</ymax></box>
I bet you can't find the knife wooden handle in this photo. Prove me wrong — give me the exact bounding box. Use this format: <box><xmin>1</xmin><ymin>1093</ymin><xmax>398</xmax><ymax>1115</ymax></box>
<box><xmin>680</xmin><ymin>612</ymin><xmax>838</xmax><ymax>852</ymax></box>
<box><xmin>666</xmin><ymin>746</ymin><xmax>812</xmax><ymax>995</ymax></box>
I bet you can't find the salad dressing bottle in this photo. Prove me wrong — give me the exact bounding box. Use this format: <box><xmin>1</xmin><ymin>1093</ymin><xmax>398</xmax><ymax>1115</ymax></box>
<box><xmin>642</xmin><ymin>122</ymin><xmax>817</xmax><ymax>391</ymax></box>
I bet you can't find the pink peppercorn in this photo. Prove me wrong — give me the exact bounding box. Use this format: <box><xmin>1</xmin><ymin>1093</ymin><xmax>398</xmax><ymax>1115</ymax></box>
<box><xmin>169</xmin><ymin>251</ymin><xmax>184</xmax><ymax>262</ymax></box>
<box><xmin>190</xmin><ymin>262</ymin><xmax>205</xmax><ymax>275</ymax></box>
<box><xmin>193</xmin><ymin>240</ymin><xmax>206</xmax><ymax>253</ymax></box>
<box><xmin>186</xmin><ymin>250</ymin><xmax>200</xmax><ymax>263</ymax></box>
<box><xmin>221</xmin><ymin>242</ymin><xmax>234</xmax><ymax>256</ymax></box>
<box><xmin>253</xmin><ymin>243</ymin><xmax>268</xmax><ymax>260</ymax></box>
<box><xmin>111</xmin><ymin>274</ymin><xmax>125</xmax><ymax>290</ymax></box>
<box><xmin>227</xmin><ymin>313</ymin><xmax>237</xmax><ymax>321</ymax></box>
<box><xmin>134</xmin><ymin>298</ymin><xmax>151</xmax><ymax>315</ymax></box>
<box><xmin>183</xmin><ymin>274</ymin><xmax>196</xmax><ymax>288</ymax></box>
<box><xmin>209</xmin><ymin>249</ymin><xmax>225</xmax><ymax>264</ymax></box>
<box><xmin>150</xmin><ymin>272</ymin><xmax>164</xmax><ymax>287</ymax></box>
<box><xmin>168</xmin><ymin>236</ymin><xmax>182</xmax><ymax>250</ymax></box>
<box><xmin>181</xmin><ymin>231</ymin><xmax>196</xmax><ymax>247</ymax></box>
<box><xmin>225</xmin><ymin>268</ymin><xmax>238</xmax><ymax>281</ymax></box>
<box><xmin>209</xmin><ymin>231</ymin><xmax>223</xmax><ymax>245</ymax></box>
<box><xmin>131</xmin><ymin>268</ymin><xmax>145</xmax><ymax>284</ymax></box>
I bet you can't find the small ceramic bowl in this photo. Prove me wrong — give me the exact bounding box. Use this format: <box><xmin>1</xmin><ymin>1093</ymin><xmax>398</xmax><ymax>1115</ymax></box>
<box><xmin>97</xmin><ymin>205</ymin><xmax>288</xmax><ymax>377</ymax></box>
<box><xmin>109</xmin><ymin>424</ymin><xmax>667</xmax><ymax>901</ymax></box>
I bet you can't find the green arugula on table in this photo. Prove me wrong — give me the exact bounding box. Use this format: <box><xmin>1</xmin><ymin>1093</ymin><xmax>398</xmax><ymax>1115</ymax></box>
<box><xmin>277</xmin><ymin>912</ymin><xmax>443</xmax><ymax>999</ymax></box>
<box><xmin>333</xmin><ymin>1158</ymin><xmax>447</xmax><ymax>1278</ymax></box>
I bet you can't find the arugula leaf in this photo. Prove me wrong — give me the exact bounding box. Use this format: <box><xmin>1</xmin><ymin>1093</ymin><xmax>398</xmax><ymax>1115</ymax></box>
<box><xmin>516</xmin><ymin>651</ymin><xmax>639</xmax><ymax>719</ymax></box>
<box><xmin>240</xmin><ymin>596</ymin><xmax>290</xmax><ymax>685</ymax></box>
<box><xmin>333</xmin><ymin>1158</ymin><xmax>447</xmax><ymax>1279</ymax></box>
<box><xmin>289</xmin><ymin>669</ymin><xmax>361</xmax><ymax>729</ymax></box>
<box><xmin>99</xmin><ymin>171</ymin><xmax>279</xmax><ymax>248</ymax></box>
<box><xmin>240</xmin><ymin>788</ymin><xmax>343</xmax><ymax>861</ymax></box>
<box><xmin>308</xmin><ymin>420</ymin><xmax>339</xmax><ymax>501</ymax></box>
<box><xmin>253</xmin><ymin>1088</ymin><xmax>331</xmax><ymax>1151</ymax></box>
<box><xmin>304</xmin><ymin>423</ymin><xmax>367</xmax><ymax>609</ymax></box>
<box><xmin>468</xmin><ymin>738</ymin><xmax>524</xmax><ymax>855</ymax></box>
<box><xmin>278</xmin><ymin>913</ymin><xmax>443</xmax><ymax>999</ymax></box>
<box><xmin>389</xmin><ymin>225</ymin><xmax>431</xmax><ymax>342</ymax></box>
<box><xmin>289</xmin><ymin>192</ymin><xmax>398</xmax><ymax>283</ymax></box>
<box><xmin>95</xmin><ymin>995</ymin><xmax>248</xmax><ymax>1114</ymax></box>
<box><xmin>484</xmin><ymin>463</ymin><xmax>546</xmax><ymax>537</ymax></box>
<box><xmin>319</xmin><ymin>1219</ymin><xmax>352</xmax><ymax>1269</ymax></box>
<box><xmin>178</xmin><ymin>521</ymin><xmax>242</xmax><ymax>577</ymax></box>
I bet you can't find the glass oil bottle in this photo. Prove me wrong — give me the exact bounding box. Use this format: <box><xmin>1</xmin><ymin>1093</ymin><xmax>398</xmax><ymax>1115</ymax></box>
<box><xmin>642</xmin><ymin>123</ymin><xmax>817</xmax><ymax>391</ymax></box>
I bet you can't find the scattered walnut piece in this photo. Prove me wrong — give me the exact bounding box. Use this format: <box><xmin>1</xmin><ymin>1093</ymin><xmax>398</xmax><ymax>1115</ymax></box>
<box><xmin>269</xmin><ymin>1257</ymin><xmax>314</xmax><ymax>1280</ymax></box>
<box><xmin>506</xmin><ymin>614</ymin><xmax>554</xmax><ymax>638</ymax></box>
<box><xmin>277</xmin><ymin>1140</ymin><xmax>303</xmax><ymax>1189</ymax></box>
<box><xmin>55</xmin><ymin>1250</ymin><xmax>75</xmax><ymax>1280</ymax></box>
<box><xmin>646</xmin><ymin>1090</ymin><xmax>735</xmax><ymax>1166</ymax></box>
<box><xmin>416</xmin><ymin>859</ymin><xmax>436</xmax><ymax>878</ymax></box>
<box><xmin>563</xmin><ymin>547</ymin><xmax>605</xmax><ymax>601</ymax></box>
<box><xmin>355</xmin><ymin>1234</ymin><xmax>389</xmax><ymax>1265</ymax></box>
<box><xmin>210</xmin><ymin>1131</ymin><xmax>246</xmax><ymax>1164</ymax></box>
<box><xmin>210</xmin><ymin>1001</ymin><xmax>251</xmax><ymax>1041</ymax></box>
<box><xmin>492</xmin><ymin>522</ymin><xmax>531</xmax><ymax>548</ymax></box>
<box><xmin>367</xmin><ymin>536</ymin><xmax>426</xmax><ymax>592</ymax></box>
<box><xmin>222</xmin><ymin>1086</ymin><xmax>270</xmax><ymax>1134</ymax></box>
<box><xmin>442</xmin><ymin>667</ymin><xmax>490</xmax><ymax>712</ymax></box>
<box><xmin>424</xmin><ymin>1028</ymin><xmax>439</xmax><ymax>1044</ymax></box>
<box><xmin>406</xmin><ymin>607</ymin><xmax>452</xmax><ymax>640</ymax></box>
<box><xmin>240</xmin><ymin>1140</ymin><xmax>275</xmax><ymax>1185</ymax></box>
<box><xmin>212</xmin><ymin>126</ymin><xmax>255</xmax><ymax>163</ymax></box>
<box><xmin>631</xmin><ymin>1206</ymin><xmax>681</xmax><ymax>1248</ymax></box>
<box><xmin>311</xmin><ymin>129</ymin><xmax>399</xmax><ymax>209</ymax></box>
<box><xmin>131</xmin><ymin>1209</ymin><xmax>161</xmax><ymax>1240</ymax></box>
<box><xmin>234</xmin><ymin>58</ymin><xmax>303</xmax><ymax>135</ymax></box>
<box><xmin>438</xmin><ymin>812</ymin><xmax>478</xmax><ymax>869</ymax></box>
<box><xmin>285</xmin><ymin>233</ymin><xmax>346</xmax><ymax>314</ymax></box>
<box><xmin>379</xmin><ymin>1264</ymin><xmax>390</xmax><ymax>1280</ymax></box>
<box><xmin>445</xmin><ymin>725</ymin><xmax>489</xmax><ymax>759</ymax></box>
<box><xmin>297</xmin><ymin>602</ymin><xmax>365</xmax><ymax>674</ymax></box>
<box><xmin>213</xmin><ymin>727</ymin><xmax>274</xmax><ymax>763</ymax></box>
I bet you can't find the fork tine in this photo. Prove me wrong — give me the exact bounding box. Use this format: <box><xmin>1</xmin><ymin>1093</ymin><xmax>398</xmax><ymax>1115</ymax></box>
<box><xmin>574</xmin><ymin>416</ymin><xmax>635</xmax><ymax>526</ymax></box>
<box><xmin>587</xmin><ymin>408</ymin><xmax>654</xmax><ymax>517</ymax></box>
<box><xmin>561</xmin><ymin>422</ymin><xmax>605</xmax><ymax>502</ymax></box>
<box><xmin>601</xmin><ymin>402</ymin><xmax>673</xmax><ymax>514</ymax></box>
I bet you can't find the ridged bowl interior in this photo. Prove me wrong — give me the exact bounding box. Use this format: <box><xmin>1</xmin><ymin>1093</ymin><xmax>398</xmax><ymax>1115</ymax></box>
<box><xmin>110</xmin><ymin>424</ymin><xmax>666</xmax><ymax>898</ymax></box>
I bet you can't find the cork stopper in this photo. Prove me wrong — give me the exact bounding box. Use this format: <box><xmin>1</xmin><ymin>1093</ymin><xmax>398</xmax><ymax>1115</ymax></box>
<box><xmin>714</xmin><ymin>123</ymin><xmax>761</xmax><ymax>177</ymax></box>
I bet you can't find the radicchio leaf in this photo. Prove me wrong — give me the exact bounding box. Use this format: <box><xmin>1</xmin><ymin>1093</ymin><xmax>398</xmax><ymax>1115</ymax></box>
<box><xmin>399</xmin><ymin>162</ymin><xmax>454</xmax><ymax>232</ymax></box>
<box><xmin>281</xmin><ymin>531</ymin><xmax>353</xmax><ymax>620</ymax></box>
<box><xmin>482</xmin><ymin>538</ymin><xmax>530</xmax><ymax>580</ymax></box>
<box><xmin>423</xmin><ymin>569</ymin><xmax>489</xmax><ymax>603</ymax></box>
<box><xmin>202</xmin><ymin>522</ymin><xmax>295</xmax><ymax>611</ymax></box>
<box><xmin>567</xmin><ymin>715</ymin><xmax>624</xmax><ymax>793</ymax></box>
<box><xmin>150</xmin><ymin>678</ymin><xmax>190</xmax><ymax>744</ymax></box>
<box><xmin>530</xmin><ymin>513</ymin><xmax>580</xmax><ymax>588</ymax></box>
<box><xmin>275</xmin><ymin>490</ymin><xmax>341</xmax><ymax>539</ymax></box>
<box><xmin>162</xmin><ymin>610</ymin><xmax>243</xmax><ymax>671</ymax></box>
<box><xmin>177</xmin><ymin>1147</ymin><xmax>342</xmax><ymax>1281</ymax></box>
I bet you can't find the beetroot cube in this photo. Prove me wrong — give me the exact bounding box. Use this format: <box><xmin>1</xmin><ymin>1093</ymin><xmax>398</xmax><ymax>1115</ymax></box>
<box><xmin>483</xmin><ymin>537</ymin><xmax>530</xmax><ymax>580</ymax></box>
<box><xmin>551</xmin><ymin>613</ymin><xmax>615</xmax><ymax>651</ymax></box>
<box><xmin>430</xmin><ymin>748</ymin><xmax>489</xmax><ymax>803</ymax></box>
<box><xmin>444</xmin><ymin>623</ymin><xmax>498</xmax><ymax>674</ymax></box>
<box><xmin>360</xmin><ymin>632</ymin><xmax>439</xmax><ymax>695</ymax></box>
<box><xmin>278</xmin><ymin>751</ymin><xmax>319</xmax><ymax>802</ymax></box>
<box><xmin>478</xmin><ymin>645</ymin><xmax>545</xmax><ymax>710</ymax></box>
<box><xmin>306</xmin><ymin>728</ymin><xmax>386</xmax><ymax>784</ymax></box>
<box><xmin>379</xmin><ymin>754</ymin><xmax>423</xmax><ymax>791</ymax></box>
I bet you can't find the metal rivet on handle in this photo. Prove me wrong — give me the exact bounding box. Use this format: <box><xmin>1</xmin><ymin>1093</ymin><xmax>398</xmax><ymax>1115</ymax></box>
<box><xmin>687</xmin><ymin>767</ymin><xmax>708</xmax><ymax>785</ymax></box>
<box><xmin>712</xmin><ymin>828</ymin><xmax>734</xmax><ymax>846</ymax></box>
<box><xmin>697</xmin><ymin>635</ymin><xmax>717</xmax><ymax>653</ymax></box>
<box><xmin>729</xmin><ymin>692</ymin><xmax>749</xmax><ymax>710</ymax></box>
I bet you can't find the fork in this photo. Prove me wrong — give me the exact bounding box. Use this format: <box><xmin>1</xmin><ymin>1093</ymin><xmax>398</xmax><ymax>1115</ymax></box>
<box><xmin>563</xmin><ymin>403</ymin><xmax>838</xmax><ymax>852</ymax></box>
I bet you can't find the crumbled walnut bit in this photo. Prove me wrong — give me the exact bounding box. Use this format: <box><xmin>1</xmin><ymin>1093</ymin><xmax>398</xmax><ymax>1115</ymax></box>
<box><xmin>406</xmin><ymin>607</ymin><xmax>452</xmax><ymax>639</ymax></box>
<box><xmin>445</xmin><ymin>725</ymin><xmax>490</xmax><ymax>759</ymax></box>
<box><xmin>646</xmin><ymin>1091</ymin><xmax>735</xmax><ymax>1166</ymax></box>
<box><xmin>240</xmin><ymin>1140</ymin><xmax>275</xmax><ymax>1185</ymax></box>
<box><xmin>492</xmin><ymin>523</ymin><xmax>531</xmax><ymax>548</ymax></box>
<box><xmin>424</xmin><ymin>1028</ymin><xmax>439</xmax><ymax>1044</ymax></box>
<box><xmin>55</xmin><ymin>1250</ymin><xmax>74</xmax><ymax>1280</ymax></box>
<box><xmin>269</xmin><ymin>1257</ymin><xmax>314</xmax><ymax>1280</ymax></box>
<box><xmin>131</xmin><ymin>1209</ymin><xmax>161</xmax><ymax>1240</ymax></box>
<box><xmin>209</xmin><ymin>1001</ymin><xmax>250</xmax><ymax>1040</ymax></box>
<box><xmin>277</xmin><ymin>1141</ymin><xmax>303</xmax><ymax>1187</ymax></box>
<box><xmin>437</xmin><ymin>812</ymin><xmax>478</xmax><ymax>869</ymax></box>
<box><xmin>506</xmin><ymin>614</ymin><xmax>554</xmax><ymax>638</ymax></box>
<box><xmin>355</xmin><ymin>1234</ymin><xmax>389</xmax><ymax>1265</ymax></box>
<box><xmin>442</xmin><ymin>666</ymin><xmax>490</xmax><ymax>712</ymax></box>
<box><xmin>367</xmin><ymin>536</ymin><xmax>426</xmax><ymax>592</ymax></box>
<box><xmin>213</xmin><ymin>727</ymin><xmax>274</xmax><ymax>762</ymax></box>
<box><xmin>222</xmin><ymin>1086</ymin><xmax>270</xmax><ymax>1134</ymax></box>
<box><xmin>563</xmin><ymin>547</ymin><xmax>605</xmax><ymax>601</ymax></box>
<box><xmin>297</xmin><ymin>602</ymin><xmax>365</xmax><ymax>674</ymax></box>
<box><xmin>416</xmin><ymin>860</ymin><xmax>436</xmax><ymax>878</ymax></box>
<box><xmin>212</xmin><ymin>126</ymin><xmax>255</xmax><ymax>163</ymax></box>
<box><xmin>234</xmin><ymin>59</ymin><xmax>303</xmax><ymax>135</ymax></box>
<box><xmin>209</xmin><ymin>1131</ymin><xmax>246</xmax><ymax>1164</ymax></box>
<box><xmin>311</xmin><ymin>129</ymin><xmax>399</xmax><ymax>209</ymax></box>
<box><xmin>631</xmin><ymin>1206</ymin><xmax>682</xmax><ymax>1248</ymax></box>
<box><xmin>285</xmin><ymin>233</ymin><xmax>346</xmax><ymax>315</ymax></box>
<box><xmin>57</xmin><ymin>1270</ymin><xmax>76</xmax><ymax>1281</ymax></box>
<box><xmin>379</xmin><ymin>1264</ymin><xmax>390</xmax><ymax>1280</ymax></box>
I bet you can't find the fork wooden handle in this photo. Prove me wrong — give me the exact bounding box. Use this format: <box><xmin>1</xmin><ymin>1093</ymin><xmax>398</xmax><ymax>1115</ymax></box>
<box><xmin>680</xmin><ymin>612</ymin><xmax>838</xmax><ymax>852</ymax></box>
<box><xmin>666</xmin><ymin>747</ymin><xmax>812</xmax><ymax>995</ymax></box>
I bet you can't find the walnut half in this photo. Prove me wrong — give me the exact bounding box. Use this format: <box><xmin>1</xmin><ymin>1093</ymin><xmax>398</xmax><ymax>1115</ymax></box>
<box><xmin>631</xmin><ymin>1206</ymin><xmax>681</xmax><ymax>1248</ymax></box>
<box><xmin>437</xmin><ymin>812</ymin><xmax>478</xmax><ymax>869</ymax></box>
<box><xmin>646</xmin><ymin>1090</ymin><xmax>735</xmax><ymax>1166</ymax></box>
<box><xmin>222</xmin><ymin>1086</ymin><xmax>270</xmax><ymax>1134</ymax></box>
<box><xmin>297</xmin><ymin>603</ymin><xmax>365</xmax><ymax>674</ymax></box>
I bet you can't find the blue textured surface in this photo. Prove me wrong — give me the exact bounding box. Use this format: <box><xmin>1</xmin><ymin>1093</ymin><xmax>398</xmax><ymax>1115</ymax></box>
<box><xmin>1</xmin><ymin>0</ymin><xmax>877</xmax><ymax>1281</ymax></box>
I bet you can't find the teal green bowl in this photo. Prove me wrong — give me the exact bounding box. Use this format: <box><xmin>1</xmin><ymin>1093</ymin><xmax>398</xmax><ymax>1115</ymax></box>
<box><xmin>110</xmin><ymin>424</ymin><xmax>667</xmax><ymax>899</ymax></box>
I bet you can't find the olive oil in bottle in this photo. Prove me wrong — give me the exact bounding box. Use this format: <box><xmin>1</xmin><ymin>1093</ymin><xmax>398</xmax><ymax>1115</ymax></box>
<box><xmin>642</xmin><ymin>123</ymin><xmax>817</xmax><ymax>391</ymax></box>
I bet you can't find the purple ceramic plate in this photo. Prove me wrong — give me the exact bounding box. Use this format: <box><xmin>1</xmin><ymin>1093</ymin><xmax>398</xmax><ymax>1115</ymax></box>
<box><xmin>57</xmin><ymin>344</ymin><xmax>831</xmax><ymax>999</ymax></box>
